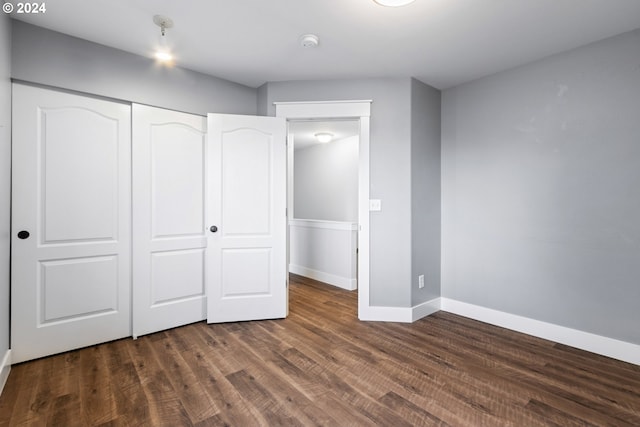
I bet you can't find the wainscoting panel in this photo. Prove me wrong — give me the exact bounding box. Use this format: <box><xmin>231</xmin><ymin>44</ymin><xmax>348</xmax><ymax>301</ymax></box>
<box><xmin>289</xmin><ymin>219</ymin><xmax>357</xmax><ymax>291</ymax></box>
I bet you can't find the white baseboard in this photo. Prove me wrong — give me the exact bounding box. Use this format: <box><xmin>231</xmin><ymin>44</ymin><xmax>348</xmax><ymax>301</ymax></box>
<box><xmin>440</xmin><ymin>298</ymin><xmax>640</xmax><ymax>366</ymax></box>
<box><xmin>358</xmin><ymin>298</ymin><xmax>441</xmax><ymax>323</ymax></box>
<box><xmin>290</xmin><ymin>264</ymin><xmax>357</xmax><ymax>291</ymax></box>
<box><xmin>357</xmin><ymin>296</ymin><xmax>640</xmax><ymax>365</ymax></box>
<box><xmin>0</xmin><ymin>349</ymin><xmax>11</xmax><ymax>397</ymax></box>
<box><xmin>359</xmin><ymin>305</ymin><xmax>413</xmax><ymax>322</ymax></box>
<box><xmin>412</xmin><ymin>297</ymin><xmax>441</xmax><ymax>322</ymax></box>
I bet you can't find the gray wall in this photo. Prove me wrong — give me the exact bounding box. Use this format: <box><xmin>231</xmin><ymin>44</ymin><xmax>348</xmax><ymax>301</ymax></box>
<box><xmin>0</xmin><ymin>15</ymin><xmax>11</xmax><ymax>360</ymax></box>
<box><xmin>257</xmin><ymin>83</ymin><xmax>268</xmax><ymax>116</ymax></box>
<box><xmin>410</xmin><ymin>79</ymin><xmax>441</xmax><ymax>306</ymax></box>
<box><xmin>294</xmin><ymin>136</ymin><xmax>359</xmax><ymax>222</ymax></box>
<box><xmin>441</xmin><ymin>29</ymin><xmax>640</xmax><ymax>344</ymax></box>
<box><xmin>261</xmin><ymin>79</ymin><xmax>413</xmax><ymax>307</ymax></box>
<box><xmin>12</xmin><ymin>21</ymin><xmax>256</xmax><ymax>116</ymax></box>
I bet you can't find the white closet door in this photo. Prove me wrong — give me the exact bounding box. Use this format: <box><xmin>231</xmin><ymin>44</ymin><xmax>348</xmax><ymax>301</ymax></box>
<box><xmin>132</xmin><ymin>104</ymin><xmax>208</xmax><ymax>337</ymax></box>
<box><xmin>11</xmin><ymin>84</ymin><xmax>131</xmax><ymax>363</ymax></box>
<box><xmin>207</xmin><ymin>114</ymin><xmax>287</xmax><ymax>323</ymax></box>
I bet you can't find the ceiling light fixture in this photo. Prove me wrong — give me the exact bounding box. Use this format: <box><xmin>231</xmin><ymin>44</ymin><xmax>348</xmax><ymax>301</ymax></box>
<box><xmin>373</xmin><ymin>0</ymin><xmax>416</xmax><ymax>6</ymax></box>
<box><xmin>315</xmin><ymin>132</ymin><xmax>334</xmax><ymax>143</ymax></box>
<box><xmin>153</xmin><ymin>14</ymin><xmax>174</xmax><ymax>63</ymax></box>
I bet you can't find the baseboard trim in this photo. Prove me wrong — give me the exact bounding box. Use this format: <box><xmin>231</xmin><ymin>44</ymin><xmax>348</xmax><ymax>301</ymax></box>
<box><xmin>440</xmin><ymin>298</ymin><xmax>640</xmax><ymax>366</ymax></box>
<box><xmin>358</xmin><ymin>298</ymin><xmax>441</xmax><ymax>323</ymax></box>
<box><xmin>0</xmin><ymin>349</ymin><xmax>11</xmax><ymax>397</ymax></box>
<box><xmin>358</xmin><ymin>305</ymin><xmax>412</xmax><ymax>323</ymax></box>
<box><xmin>289</xmin><ymin>264</ymin><xmax>357</xmax><ymax>291</ymax></box>
<box><xmin>412</xmin><ymin>297</ymin><xmax>441</xmax><ymax>322</ymax></box>
<box><xmin>348</xmin><ymin>292</ymin><xmax>640</xmax><ymax>366</ymax></box>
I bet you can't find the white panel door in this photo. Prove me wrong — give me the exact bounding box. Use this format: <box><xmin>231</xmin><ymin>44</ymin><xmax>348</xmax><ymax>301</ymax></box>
<box><xmin>11</xmin><ymin>84</ymin><xmax>131</xmax><ymax>363</ymax></box>
<box><xmin>207</xmin><ymin>114</ymin><xmax>287</xmax><ymax>322</ymax></box>
<box><xmin>132</xmin><ymin>104</ymin><xmax>208</xmax><ymax>337</ymax></box>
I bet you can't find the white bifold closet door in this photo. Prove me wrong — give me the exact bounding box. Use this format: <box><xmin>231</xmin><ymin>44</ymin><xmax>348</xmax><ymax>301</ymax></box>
<box><xmin>132</xmin><ymin>104</ymin><xmax>208</xmax><ymax>337</ymax></box>
<box><xmin>11</xmin><ymin>84</ymin><xmax>132</xmax><ymax>363</ymax></box>
<box><xmin>11</xmin><ymin>86</ymin><xmax>288</xmax><ymax>362</ymax></box>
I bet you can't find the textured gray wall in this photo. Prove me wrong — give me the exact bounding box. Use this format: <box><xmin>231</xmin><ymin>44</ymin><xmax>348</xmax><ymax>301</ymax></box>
<box><xmin>12</xmin><ymin>21</ymin><xmax>256</xmax><ymax>116</ymax></box>
<box><xmin>262</xmin><ymin>79</ymin><xmax>413</xmax><ymax>307</ymax></box>
<box><xmin>0</xmin><ymin>15</ymin><xmax>11</xmax><ymax>359</ymax></box>
<box><xmin>410</xmin><ymin>79</ymin><xmax>441</xmax><ymax>306</ymax></box>
<box><xmin>442</xmin><ymin>29</ymin><xmax>640</xmax><ymax>344</ymax></box>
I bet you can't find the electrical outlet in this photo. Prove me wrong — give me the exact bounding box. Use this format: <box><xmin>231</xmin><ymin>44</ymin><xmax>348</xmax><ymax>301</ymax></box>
<box><xmin>418</xmin><ymin>274</ymin><xmax>425</xmax><ymax>289</ymax></box>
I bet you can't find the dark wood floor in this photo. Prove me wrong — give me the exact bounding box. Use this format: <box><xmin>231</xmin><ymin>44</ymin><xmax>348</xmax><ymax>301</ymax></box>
<box><xmin>1</xmin><ymin>275</ymin><xmax>639</xmax><ymax>426</ymax></box>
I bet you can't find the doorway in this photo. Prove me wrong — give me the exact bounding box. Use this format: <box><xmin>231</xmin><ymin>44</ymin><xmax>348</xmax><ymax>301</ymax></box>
<box><xmin>274</xmin><ymin>100</ymin><xmax>372</xmax><ymax>320</ymax></box>
<box><xmin>288</xmin><ymin>119</ymin><xmax>360</xmax><ymax>291</ymax></box>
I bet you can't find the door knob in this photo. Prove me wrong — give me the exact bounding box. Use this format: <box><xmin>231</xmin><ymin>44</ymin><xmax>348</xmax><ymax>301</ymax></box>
<box><xmin>210</xmin><ymin>225</ymin><xmax>218</xmax><ymax>233</ymax></box>
<box><xmin>17</xmin><ymin>230</ymin><xmax>30</xmax><ymax>239</ymax></box>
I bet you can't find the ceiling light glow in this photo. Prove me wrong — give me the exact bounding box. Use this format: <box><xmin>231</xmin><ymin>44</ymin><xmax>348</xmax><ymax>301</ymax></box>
<box><xmin>153</xmin><ymin>15</ymin><xmax>175</xmax><ymax>64</ymax></box>
<box><xmin>154</xmin><ymin>51</ymin><xmax>173</xmax><ymax>62</ymax></box>
<box><xmin>315</xmin><ymin>132</ymin><xmax>334</xmax><ymax>143</ymax></box>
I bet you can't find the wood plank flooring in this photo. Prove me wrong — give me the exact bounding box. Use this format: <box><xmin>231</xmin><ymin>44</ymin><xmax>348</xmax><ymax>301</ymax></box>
<box><xmin>1</xmin><ymin>274</ymin><xmax>639</xmax><ymax>426</ymax></box>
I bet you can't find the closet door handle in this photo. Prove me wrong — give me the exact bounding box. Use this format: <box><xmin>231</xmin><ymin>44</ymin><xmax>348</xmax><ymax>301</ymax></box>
<box><xmin>17</xmin><ymin>230</ymin><xmax>30</xmax><ymax>240</ymax></box>
<box><xmin>209</xmin><ymin>225</ymin><xmax>218</xmax><ymax>233</ymax></box>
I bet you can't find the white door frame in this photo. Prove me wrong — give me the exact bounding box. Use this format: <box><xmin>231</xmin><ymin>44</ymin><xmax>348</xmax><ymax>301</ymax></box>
<box><xmin>275</xmin><ymin>100</ymin><xmax>371</xmax><ymax>320</ymax></box>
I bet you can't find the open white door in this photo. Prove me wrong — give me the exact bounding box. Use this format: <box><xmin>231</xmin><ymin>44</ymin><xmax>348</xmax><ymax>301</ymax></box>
<box><xmin>132</xmin><ymin>104</ymin><xmax>207</xmax><ymax>337</ymax></box>
<box><xmin>11</xmin><ymin>84</ymin><xmax>131</xmax><ymax>363</ymax></box>
<box><xmin>207</xmin><ymin>114</ymin><xmax>287</xmax><ymax>323</ymax></box>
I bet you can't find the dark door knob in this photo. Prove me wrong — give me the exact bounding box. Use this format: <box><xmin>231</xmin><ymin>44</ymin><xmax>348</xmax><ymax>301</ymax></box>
<box><xmin>210</xmin><ymin>225</ymin><xmax>218</xmax><ymax>233</ymax></box>
<box><xmin>17</xmin><ymin>230</ymin><xmax>30</xmax><ymax>239</ymax></box>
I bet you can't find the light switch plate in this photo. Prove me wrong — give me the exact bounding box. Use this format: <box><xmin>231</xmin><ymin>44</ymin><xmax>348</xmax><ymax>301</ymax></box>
<box><xmin>369</xmin><ymin>199</ymin><xmax>382</xmax><ymax>211</ymax></box>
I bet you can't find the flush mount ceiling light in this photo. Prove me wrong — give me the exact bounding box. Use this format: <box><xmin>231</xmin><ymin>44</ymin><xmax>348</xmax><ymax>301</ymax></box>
<box><xmin>373</xmin><ymin>0</ymin><xmax>416</xmax><ymax>6</ymax></box>
<box><xmin>315</xmin><ymin>132</ymin><xmax>334</xmax><ymax>143</ymax></box>
<box><xmin>153</xmin><ymin>14</ymin><xmax>174</xmax><ymax>63</ymax></box>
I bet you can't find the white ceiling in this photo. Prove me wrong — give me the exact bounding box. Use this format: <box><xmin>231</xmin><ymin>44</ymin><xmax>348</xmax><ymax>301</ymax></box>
<box><xmin>12</xmin><ymin>0</ymin><xmax>640</xmax><ymax>89</ymax></box>
<box><xmin>290</xmin><ymin>120</ymin><xmax>360</xmax><ymax>151</ymax></box>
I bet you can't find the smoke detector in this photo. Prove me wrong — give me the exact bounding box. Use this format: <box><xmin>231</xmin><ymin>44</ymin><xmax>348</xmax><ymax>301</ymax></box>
<box><xmin>299</xmin><ymin>34</ymin><xmax>319</xmax><ymax>49</ymax></box>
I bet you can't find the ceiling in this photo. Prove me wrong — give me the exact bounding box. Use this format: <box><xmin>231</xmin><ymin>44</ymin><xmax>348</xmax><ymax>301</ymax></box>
<box><xmin>12</xmin><ymin>0</ymin><xmax>640</xmax><ymax>89</ymax></box>
<box><xmin>290</xmin><ymin>120</ymin><xmax>360</xmax><ymax>151</ymax></box>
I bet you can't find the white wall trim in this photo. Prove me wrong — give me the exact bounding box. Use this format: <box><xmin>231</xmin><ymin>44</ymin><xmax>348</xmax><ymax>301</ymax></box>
<box><xmin>343</xmin><ymin>294</ymin><xmax>640</xmax><ymax>365</ymax></box>
<box><xmin>274</xmin><ymin>100</ymin><xmax>373</xmax><ymax>105</ymax></box>
<box><xmin>441</xmin><ymin>298</ymin><xmax>640</xmax><ymax>366</ymax></box>
<box><xmin>359</xmin><ymin>305</ymin><xmax>413</xmax><ymax>323</ymax></box>
<box><xmin>289</xmin><ymin>219</ymin><xmax>358</xmax><ymax>231</ymax></box>
<box><xmin>274</xmin><ymin>100</ymin><xmax>372</xmax><ymax>118</ymax></box>
<box><xmin>412</xmin><ymin>298</ymin><xmax>442</xmax><ymax>322</ymax></box>
<box><xmin>290</xmin><ymin>264</ymin><xmax>357</xmax><ymax>291</ymax></box>
<box><xmin>0</xmin><ymin>349</ymin><xmax>11</xmax><ymax>397</ymax></box>
<box><xmin>358</xmin><ymin>298</ymin><xmax>441</xmax><ymax>323</ymax></box>
<box><xmin>277</xmin><ymin>101</ymin><xmax>371</xmax><ymax>322</ymax></box>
